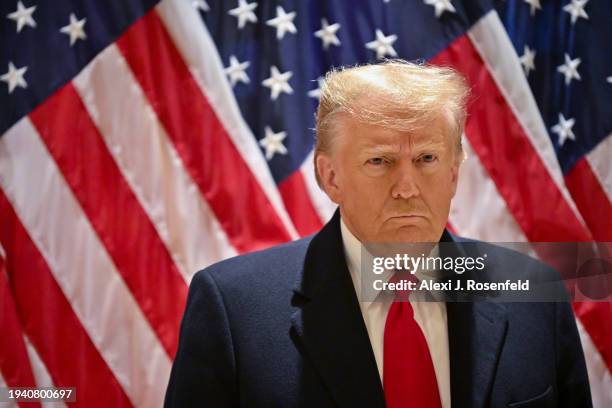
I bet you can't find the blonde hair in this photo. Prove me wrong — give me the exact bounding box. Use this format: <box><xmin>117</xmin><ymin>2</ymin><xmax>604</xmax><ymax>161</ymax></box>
<box><xmin>314</xmin><ymin>60</ymin><xmax>469</xmax><ymax>183</ymax></box>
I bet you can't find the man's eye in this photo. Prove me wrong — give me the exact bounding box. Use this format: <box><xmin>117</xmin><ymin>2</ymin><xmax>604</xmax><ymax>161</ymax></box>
<box><xmin>367</xmin><ymin>158</ymin><xmax>385</xmax><ymax>165</ymax></box>
<box><xmin>419</xmin><ymin>154</ymin><xmax>437</xmax><ymax>163</ymax></box>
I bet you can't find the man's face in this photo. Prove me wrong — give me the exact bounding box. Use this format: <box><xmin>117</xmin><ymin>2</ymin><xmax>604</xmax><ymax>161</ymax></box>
<box><xmin>317</xmin><ymin>115</ymin><xmax>460</xmax><ymax>243</ymax></box>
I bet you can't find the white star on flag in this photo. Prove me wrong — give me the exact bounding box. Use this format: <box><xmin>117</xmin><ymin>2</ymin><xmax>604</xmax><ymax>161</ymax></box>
<box><xmin>60</xmin><ymin>13</ymin><xmax>87</xmax><ymax>46</ymax></box>
<box><xmin>192</xmin><ymin>0</ymin><xmax>210</xmax><ymax>12</ymax></box>
<box><xmin>266</xmin><ymin>6</ymin><xmax>297</xmax><ymax>40</ymax></box>
<box><xmin>557</xmin><ymin>53</ymin><xmax>581</xmax><ymax>85</ymax></box>
<box><xmin>314</xmin><ymin>18</ymin><xmax>341</xmax><ymax>50</ymax></box>
<box><xmin>563</xmin><ymin>0</ymin><xmax>589</xmax><ymax>25</ymax></box>
<box><xmin>259</xmin><ymin>126</ymin><xmax>288</xmax><ymax>160</ymax></box>
<box><xmin>523</xmin><ymin>0</ymin><xmax>541</xmax><ymax>16</ymax></box>
<box><xmin>366</xmin><ymin>29</ymin><xmax>398</xmax><ymax>59</ymax></box>
<box><xmin>228</xmin><ymin>0</ymin><xmax>258</xmax><ymax>29</ymax></box>
<box><xmin>7</xmin><ymin>1</ymin><xmax>37</xmax><ymax>33</ymax></box>
<box><xmin>224</xmin><ymin>55</ymin><xmax>250</xmax><ymax>87</ymax></box>
<box><xmin>424</xmin><ymin>0</ymin><xmax>457</xmax><ymax>18</ymax></box>
<box><xmin>551</xmin><ymin>113</ymin><xmax>576</xmax><ymax>147</ymax></box>
<box><xmin>519</xmin><ymin>45</ymin><xmax>536</xmax><ymax>76</ymax></box>
<box><xmin>1</xmin><ymin>62</ymin><xmax>28</xmax><ymax>94</ymax></box>
<box><xmin>308</xmin><ymin>77</ymin><xmax>324</xmax><ymax>99</ymax></box>
<box><xmin>262</xmin><ymin>65</ymin><xmax>293</xmax><ymax>100</ymax></box>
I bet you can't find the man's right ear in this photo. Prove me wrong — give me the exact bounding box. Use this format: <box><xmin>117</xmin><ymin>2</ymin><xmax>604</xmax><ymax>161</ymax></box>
<box><xmin>316</xmin><ymin>154</ymin><xmax>341</xmax><ymax>204</ymax></box>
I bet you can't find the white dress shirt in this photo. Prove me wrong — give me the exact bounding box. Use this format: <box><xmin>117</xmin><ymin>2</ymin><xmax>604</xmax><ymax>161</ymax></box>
<box><xmin>340</xmin><ymin>218</ymin><xmax>451</xmax><ymax>408</ymax></box>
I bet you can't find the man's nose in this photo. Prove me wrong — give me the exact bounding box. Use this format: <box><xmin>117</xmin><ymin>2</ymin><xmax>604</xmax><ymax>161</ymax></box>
<box><xmin>390</xmin><ymin>161</ymin><xmax>419</xmax><ymax>199</ymax></box>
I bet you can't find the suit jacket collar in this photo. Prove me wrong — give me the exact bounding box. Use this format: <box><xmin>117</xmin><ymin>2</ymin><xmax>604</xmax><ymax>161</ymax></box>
<box><xmin>291</xmin><ymin>210</ymin><xmax>508</xmax><ymax>408</ymax></box>
<box><xmin>291</xmin><ymin>210</ymin><xmax>386</xmax><ymax>407</ymax></box>
<box><xmin>292</xmin><ymin>209</ymin><xmax>348</xmax><ymax>300</ymax></box>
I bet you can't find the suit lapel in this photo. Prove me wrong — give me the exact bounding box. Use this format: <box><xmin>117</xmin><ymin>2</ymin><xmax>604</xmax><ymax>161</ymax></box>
<box><xmin>290</xmin><ymin>211</ymin><xmax>386</xmax><ymax>408</ymax></box>
<box><xmin>442</xmin><ymin>235</ymin><xmax>509</xmax><ymax>407</ymax></box>
<box><xmin>447</xmin><ymin>301</ymin><xmax>508</xmax><ymax>408</ymax></box>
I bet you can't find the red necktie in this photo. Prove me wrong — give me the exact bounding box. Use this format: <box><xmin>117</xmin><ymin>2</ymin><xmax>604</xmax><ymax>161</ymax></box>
<box><xmin>383</xmin><ymin>275</ymin><xmax>441</xmax><ymax>408</ymax></box>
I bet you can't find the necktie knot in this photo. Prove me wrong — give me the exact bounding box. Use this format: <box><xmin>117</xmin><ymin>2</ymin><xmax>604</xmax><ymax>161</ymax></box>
<box><xmin>389</xmin><ymin>270</ymin><xmax>418</xmax><ymax>302</ymax></box>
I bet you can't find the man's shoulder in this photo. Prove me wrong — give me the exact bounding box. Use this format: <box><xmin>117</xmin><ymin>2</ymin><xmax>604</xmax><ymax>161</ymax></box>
<box><xmin>189</xmin><ymin>235</ymin><xmax>315</xmax><ymax>294</ymax></box>
<box><xmin>449</xmin><ymin>234</ymin><xmax>572</xmax><ymax>306</ymax></box>
<box><xmin>454</xmin><ymin>235</ymin><xmax>560</xmax><ymax>282</ymax></box>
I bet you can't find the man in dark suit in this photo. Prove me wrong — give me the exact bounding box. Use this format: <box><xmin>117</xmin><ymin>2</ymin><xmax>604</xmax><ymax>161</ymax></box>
<box><xmin>165</xmin><ymin>61</ymin><xmax>591</xmax><ymax>407</ymax></box>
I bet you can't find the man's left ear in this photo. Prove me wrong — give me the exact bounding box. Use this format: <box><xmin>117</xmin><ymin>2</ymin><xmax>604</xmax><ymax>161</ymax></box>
<box><xmin>448</xmin><ymin>138</ymin><xmax>465</xmax><ymax>197</ymax></box>
<box><xmin>449</xmin><ymin>157</ymin><xmax>461</xmax><ymax>197</ymax></box>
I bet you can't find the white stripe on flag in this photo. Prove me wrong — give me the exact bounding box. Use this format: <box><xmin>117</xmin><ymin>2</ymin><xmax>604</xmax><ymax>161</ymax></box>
<box><xmin>467</xmin><ymin>11</ymin><xmax>585</xmax><ymax>225</ymax></box>
<box><xmin>74</xmin><ymin>44</ymin><xmax>236</xmax><ymax>282</ymax></box>
<box><xmin>156</xmin><ymin>0</ymin><xmax>299</xmax><ymax>239</ymax></box>
<box><xmin>586</xmin><ymin>135</ymin><xmax>612</xmax><ymax>201</ymax></box>
<box><xmin>22</xmin><ymin>335</ymin><xmax>67</xmax><ymax>408</ymax></box>
<box><xmin>0</xmin><ymin>118</ymin><xmax>170</xmax><ymax>407</ymax></box>
<box><xmin>299</xmin><ymin>149</ymin><xmax>337</xmax><ymax>224</ymax></box>
<box><xmin>0</xmin><ymin>373</ymin><xmax>17</xmax><ymax>408</ymax></box>
<box><xmin>451</xmin><ymin>138</ymin><xmax>528</xmax><ymax>242</ymax></box>
<box><xmin>577</xmin><ymin>319</ymin><xmax>612</xmax><ymax>408</ymax></box>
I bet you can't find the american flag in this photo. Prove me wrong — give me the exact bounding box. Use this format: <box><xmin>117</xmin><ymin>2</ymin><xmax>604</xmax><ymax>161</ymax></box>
<box><xmin>0</xmin><ymin>0</ymin><xmax>609</xmax><ymax>406</ymax></box>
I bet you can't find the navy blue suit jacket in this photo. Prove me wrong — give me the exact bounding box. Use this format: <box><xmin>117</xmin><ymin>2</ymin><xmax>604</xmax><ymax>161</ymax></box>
<box><xmin>165</xmin><ymin>211</ymin><xmax>591</xmax><ymax>407</ymax></box>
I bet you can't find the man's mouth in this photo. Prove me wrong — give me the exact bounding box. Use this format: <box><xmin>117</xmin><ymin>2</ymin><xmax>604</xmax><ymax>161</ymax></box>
<box><xmin>388</xmin><ymin>214</ymin><xmax>426</xmax><ymax>220</ymax></box>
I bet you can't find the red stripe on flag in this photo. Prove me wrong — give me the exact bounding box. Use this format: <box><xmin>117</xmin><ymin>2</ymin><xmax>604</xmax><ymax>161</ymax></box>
<box><xmin>0</xmin><ymin>190</ymin><xmax>132</xmax><ymax>407</ymax></box>
<box><xmin>116</xmin><ymin>10</ymin><xmax>293</xmax><ymax>253</ymax></box>
<box><xmin>278</xmin><ymin>171</ymin><xmax>323</xmax><ymax>236</ymax></box>
<box><xmin>565</xmin><ymin>158</ymin><xmax>612</xmax><ymax>241</ymax></box>
<box><xmin>0</xmin><ymin>255</ymin><xmax>41</xmax><ymax>408</ymax></box>
<box><xmin>29</xmin><ymin>84</ymin><xmax>187</xmax><ymax>358</ymax></box>
<box><xmin>431</xmin><ymin>35</ymin><xmax>591</xmax><ymax>243</ymax></box>
<box><xmin>574</xmin><ymin>302</ymin><xmax>612</xmax><ymax>373</ymax></box>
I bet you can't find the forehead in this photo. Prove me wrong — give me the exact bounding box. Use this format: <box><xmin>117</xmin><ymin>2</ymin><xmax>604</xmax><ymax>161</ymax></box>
<box><xmin>336</xmin><ymin>114</ymin><xmax>452</xmax><ymax>150</ymax></box>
